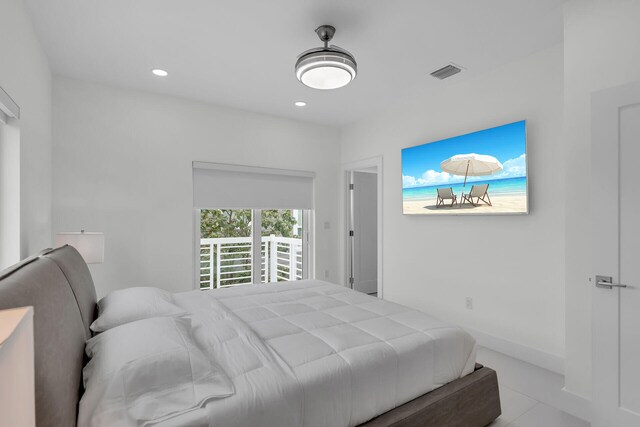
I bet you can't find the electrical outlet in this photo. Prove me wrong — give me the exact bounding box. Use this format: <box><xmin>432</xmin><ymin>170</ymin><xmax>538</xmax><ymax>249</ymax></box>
<box><xmin>465</xmin><ymin>297</ymin><xmax>473</xmax><ymax>310</ymax></box>
<box><xmin>323</xmin><ymin>221</ymin><xmax>331</xmax><ymax>230</ymax></box>
<box><xmin>324</xmin><ymin>269</ymin><xmax>329</xmax><ymax>279</ymax></box>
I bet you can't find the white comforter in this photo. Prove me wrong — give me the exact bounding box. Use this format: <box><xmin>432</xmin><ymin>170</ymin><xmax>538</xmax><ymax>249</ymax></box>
<box><xmin>159</xmin><ymin>280</ymin><xmax>476</xmax><ymax>427</ymax></box>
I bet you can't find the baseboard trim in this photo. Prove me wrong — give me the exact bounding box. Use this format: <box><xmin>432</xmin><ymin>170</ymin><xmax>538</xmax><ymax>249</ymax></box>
<box><xmin>476</xmin><ymin>344</ymin><xmax>592</xmax><ymax>422</ymax></box>
<box><xmin>560</xmin><ymin>387</ymin><xmax>592</xmax><ymax>422</ymax></box>
<box><xmin>466</xmin><ymin>327</ymin><xmax>565</xmax><ymax>375</ymax></box>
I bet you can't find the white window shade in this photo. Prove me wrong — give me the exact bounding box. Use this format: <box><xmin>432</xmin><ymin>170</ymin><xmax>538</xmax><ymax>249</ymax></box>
<box><xmin>193</xmin><ymin>162</ymin><xmax>315</xmax><ymax>209</ymax></box>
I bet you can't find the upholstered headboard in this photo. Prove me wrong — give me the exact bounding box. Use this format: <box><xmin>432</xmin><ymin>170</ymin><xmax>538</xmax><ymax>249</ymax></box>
<box><xmin>0</xmin><ymin>245</ymin><xmax>97</xmax><ymax>427</ymax></box>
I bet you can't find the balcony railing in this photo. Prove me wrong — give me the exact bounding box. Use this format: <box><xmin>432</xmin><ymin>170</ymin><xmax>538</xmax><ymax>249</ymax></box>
<box><xmin>199</xmin><ymin>235</ymin><xmax>303</xmax><ymax>289</ymax></box>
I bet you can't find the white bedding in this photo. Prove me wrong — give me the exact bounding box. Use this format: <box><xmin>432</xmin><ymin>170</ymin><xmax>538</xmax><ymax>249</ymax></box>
<box><xmin>79</xmin><ymin>316</ymin><xmax>235</xmax><ymax>427</ymax></box>
<box><xmin>154</xmin><ymin>280</ymin><xmax>476</xmax><ymax>427</ymax></box>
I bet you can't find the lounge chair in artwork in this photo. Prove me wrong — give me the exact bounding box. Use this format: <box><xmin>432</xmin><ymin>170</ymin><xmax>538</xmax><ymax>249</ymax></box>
<box><xmin>461</xmin><ymin>183</ymin><xmax>492</xmax><ymax>206</ymax></box>
<box><xmin>436</xmin><ymin>187</ymin><xmax>457</xmax><ymax>208</ymax></box>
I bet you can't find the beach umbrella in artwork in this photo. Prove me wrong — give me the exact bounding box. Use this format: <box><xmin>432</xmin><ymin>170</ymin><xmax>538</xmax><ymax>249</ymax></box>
<box><xmin>440</xmin><ymin>153</ymin><xmax>503</xmax><ymax>186</ymax></box>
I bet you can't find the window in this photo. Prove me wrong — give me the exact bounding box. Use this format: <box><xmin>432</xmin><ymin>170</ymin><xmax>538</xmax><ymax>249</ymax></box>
<box><xmin>199</xmin><ymin>209</ymin><xmax>253</xmax><ymax>288</ymax></box>
<box><xmin>0</xmin><ymin>87</ymin><xmax>20</xmax><ymax>270</ymax></box>
<box><xmin>198</xmin><ymin>209</ymin><xmax>307</xmax><ymax>289</ymax></box>
<box><xmin>193</xmin><ymin>162</ymin><xmax>314</xmax><ymax>289</ymax></box>
<box><xmin>261</xmin><ymin>209</ymin><xmax>304</xmax><ymax>283</ymax></box>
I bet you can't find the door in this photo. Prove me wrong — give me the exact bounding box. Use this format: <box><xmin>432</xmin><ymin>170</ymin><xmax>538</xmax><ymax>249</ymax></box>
<box><xmin>352</xmin><ymin>171</ymin><xmax>378</xmax><ymax>295</ymax></box>
<box><xmin>343</xmin><ymin>157</ymin><xmax>383</xmax><ymax>297</ymax></box>
<box><xmin>591</xmin><ymin>81</ymin><xmax>640</xmax><ymax>427</ymax></box>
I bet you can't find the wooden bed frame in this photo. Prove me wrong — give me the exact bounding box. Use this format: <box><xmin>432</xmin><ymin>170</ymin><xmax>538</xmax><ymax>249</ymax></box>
<box><xmin>0</xmin><ymin>246</ymin><xmax>501</xmax><ymax>427</ymax></box>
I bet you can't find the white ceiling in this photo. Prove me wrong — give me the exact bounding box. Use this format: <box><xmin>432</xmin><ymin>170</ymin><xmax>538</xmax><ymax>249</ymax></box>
<box><xmin>25</xmin><ymin>0</ymin><xmax>567</xmax><ymax>126</ymax></box>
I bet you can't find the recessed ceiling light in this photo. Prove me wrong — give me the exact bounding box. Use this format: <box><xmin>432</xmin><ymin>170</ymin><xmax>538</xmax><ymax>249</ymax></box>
<box><xmin>294</xmin><ymin>101</ymin><xmax>307</xmax><ymax>107</ymax></box>
<box><xmin>152</xmin><ymin>69</ymin><xmax>168</xmax><ymax>77</ymax></box>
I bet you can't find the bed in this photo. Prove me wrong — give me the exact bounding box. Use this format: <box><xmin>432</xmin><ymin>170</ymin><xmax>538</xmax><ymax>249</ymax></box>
<box><xmin>0</xmin><ymin>246</ymin><xmax>501</xmax><ymax>427</ymax></box>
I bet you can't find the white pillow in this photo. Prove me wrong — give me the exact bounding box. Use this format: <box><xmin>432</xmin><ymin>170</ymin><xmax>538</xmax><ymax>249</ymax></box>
<box><xmin>79</xmin><ymin>316</ymin><xmax>235</xmax><ymax>427</ymax></box>
<box><xmin>90</xmin><ymin>287</ymin><xmax>185</xmax><ymax>332</ymax></box>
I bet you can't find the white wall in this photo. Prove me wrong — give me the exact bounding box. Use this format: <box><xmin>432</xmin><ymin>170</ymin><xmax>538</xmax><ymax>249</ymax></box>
<box><xmin>340</xmin><ymin>45</ymin><xmax>565</xmax><ymax>363</ymax></box>
<box><xmin>52</xmin><ymin>77</ymin><xmax>340</xmax><ymax>297</ymax></box>
<box><xmin>563</xmin><ymin>0</ymin><xmax>640</xmax><ymax>399</ymax></box>
<box><xmin>0</xmin><ymin>0</ymin><xmax>52</xmax><ymax>259</ymax></box>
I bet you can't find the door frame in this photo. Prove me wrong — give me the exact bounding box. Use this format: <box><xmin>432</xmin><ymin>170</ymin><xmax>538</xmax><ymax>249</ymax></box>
<box><xmin>591</xmin><ymin>80</ymin><xmax>640</xmax><ymax>426</ymax></box>
<box><xmin>342</xmin><ymin>156</ymin><xmax>383</xmax><ymax>298</ymax></box>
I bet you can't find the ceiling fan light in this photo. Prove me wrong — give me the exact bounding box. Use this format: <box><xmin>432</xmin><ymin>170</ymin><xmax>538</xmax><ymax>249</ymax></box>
<box><xmin>295</xmin><ymin>25</ymin><xmax>357</xmax><ymax>90</ymax></box>
<box><xmin>300</xmin><ymin>66</ymin><xmax>352</xmax><ymax>90</ymax></box>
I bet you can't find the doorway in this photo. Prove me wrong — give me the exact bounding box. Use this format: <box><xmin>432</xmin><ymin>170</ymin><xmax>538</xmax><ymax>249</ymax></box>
<box><xmin>343</xmin><ymin>157</ymin><xmax>383</xmax><ymax>297</ymax></box>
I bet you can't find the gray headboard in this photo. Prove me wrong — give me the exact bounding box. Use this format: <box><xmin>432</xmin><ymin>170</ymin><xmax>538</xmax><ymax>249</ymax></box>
<box><xmin>0</xmin><ymin>245</ymin><xmax>97</xmax><ymax>427</ymax></box>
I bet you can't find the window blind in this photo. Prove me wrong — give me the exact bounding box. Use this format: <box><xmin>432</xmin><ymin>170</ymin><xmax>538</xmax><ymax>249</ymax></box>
<box><xmin>193</xmin><ymin>162</ymin><xmax>315</xmax><ymax>209</ymax></box>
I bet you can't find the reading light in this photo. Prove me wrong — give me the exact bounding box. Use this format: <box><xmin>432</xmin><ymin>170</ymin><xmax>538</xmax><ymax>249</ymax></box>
<box><xmin>152</xmin><ymin>69</ymin><xmax>168</xmax><ymax>77</ymax></box>
<box><xmin>295</xmin><ymin>25</ymin><xmax>357</xmax><ymax>90</ymax></box>
<box><xmin>55</xmin><ymin>230</ymin><xmax>105</xmax><ymax>264</ymax></box>
<box><xmin>294</xmin><ymin>101</ymin><xmax>307</xmax><ymax>107</ymax></box>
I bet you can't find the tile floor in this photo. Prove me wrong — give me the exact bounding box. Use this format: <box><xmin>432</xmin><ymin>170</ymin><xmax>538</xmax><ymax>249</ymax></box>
<box><xmin>489</xmin><ymin>384</ymin><xmax>589</xmax><ymax>427</ymax></box>
<box><xmin>478</xmin><ymin>347</ymin><xmax>590</xmax><ymax>427</ymax></box>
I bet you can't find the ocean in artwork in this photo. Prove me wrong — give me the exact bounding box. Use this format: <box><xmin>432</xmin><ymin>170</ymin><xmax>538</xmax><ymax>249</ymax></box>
<box><xmin>402</xmin><ymin>176</ymin><xmax>527</xmax><ymax>201</ymax></box>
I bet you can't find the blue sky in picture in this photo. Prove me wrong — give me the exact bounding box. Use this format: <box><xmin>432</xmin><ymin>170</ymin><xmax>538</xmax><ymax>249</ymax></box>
<box><xmin>402</xmin><ymin>120</ymin><xmax>527</xmax><ymax>188</ymax></box>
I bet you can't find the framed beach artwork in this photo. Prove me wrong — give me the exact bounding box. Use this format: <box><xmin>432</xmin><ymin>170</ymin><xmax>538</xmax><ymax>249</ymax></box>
<box><xmin>402</xmin><ymin>120</ymin><xmax>528</xmax><ymax>215</ymax></box>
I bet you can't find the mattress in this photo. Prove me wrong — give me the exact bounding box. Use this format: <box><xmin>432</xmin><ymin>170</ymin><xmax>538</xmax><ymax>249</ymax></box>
<box><xmin>159</xmin><ymin>280</ymin><xmax>476</xmax><ymax>427</ymax></box>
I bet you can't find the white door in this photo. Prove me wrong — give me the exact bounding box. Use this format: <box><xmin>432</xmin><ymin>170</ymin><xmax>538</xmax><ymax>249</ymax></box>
<box><xmin>352</xmin><ymin>171</ymin><xmax>378</xmax><ymax>295</ymax></box>
<box><xmin>591</xmin><ymin>81</ymin><xmax>640</xmax><ymax>427</ymax></box>
<box><xmin>343</xmin><ymin>157</ymin><xmax>383</xmax><ymax>298</ymax></box>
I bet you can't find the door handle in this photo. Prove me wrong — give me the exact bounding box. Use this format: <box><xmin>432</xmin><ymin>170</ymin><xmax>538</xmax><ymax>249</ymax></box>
<box><xmin>596</xmin><ymin>275</ymin><xmax>627</xmax><ymax>289</ymax></box>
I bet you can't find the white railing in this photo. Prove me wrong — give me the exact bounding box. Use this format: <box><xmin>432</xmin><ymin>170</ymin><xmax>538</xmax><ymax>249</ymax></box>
<box><xmin>199</xmin><ymin>235</ymin><xmax>303</xmax><ymax>289</ymax></box>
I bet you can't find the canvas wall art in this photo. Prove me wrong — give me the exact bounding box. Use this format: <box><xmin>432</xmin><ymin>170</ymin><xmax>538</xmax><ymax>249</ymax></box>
<box><xmin>402</xmin><ymin>120</ymin><xmax>528</xmax><ymax>215</ymax></box>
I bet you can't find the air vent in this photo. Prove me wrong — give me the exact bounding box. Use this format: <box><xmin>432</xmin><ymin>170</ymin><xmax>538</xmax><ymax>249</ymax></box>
<box><xmin>430</xmin><ymin>64</ymin><xmax>462</xmax><ymax>80</ymax></box>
